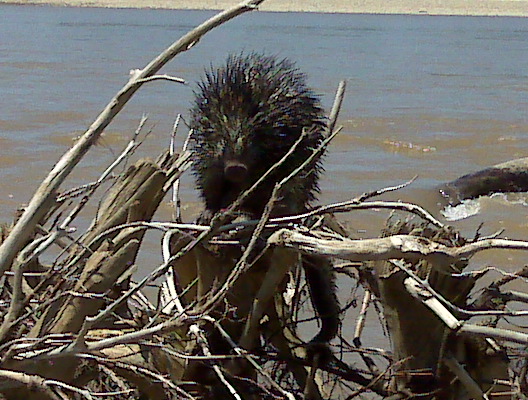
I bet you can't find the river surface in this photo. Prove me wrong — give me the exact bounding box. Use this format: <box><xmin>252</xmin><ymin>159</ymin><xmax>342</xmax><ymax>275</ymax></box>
<box><xmin>1</xmin><ymin>5</ymin><xmax>528</xmax><ymax>352</ymax></box>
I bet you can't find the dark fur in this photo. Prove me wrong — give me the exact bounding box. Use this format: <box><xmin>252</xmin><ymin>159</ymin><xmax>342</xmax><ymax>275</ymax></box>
<box><xmin>190</xmin><ymin>53</ymin><xmax>339</xmax><ymax>359</ymax></box>
<box><xmin>190</xmin><ymin>53</ymin><xmax>326</xmax><ymax>217</ymax></box>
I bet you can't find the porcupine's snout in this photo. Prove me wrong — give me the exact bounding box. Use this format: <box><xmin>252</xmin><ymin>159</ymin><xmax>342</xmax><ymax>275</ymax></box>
<box><xmin>224</xmin><ymin>160</ymin><xmax>249</xmax><ymax>183</ymax></box>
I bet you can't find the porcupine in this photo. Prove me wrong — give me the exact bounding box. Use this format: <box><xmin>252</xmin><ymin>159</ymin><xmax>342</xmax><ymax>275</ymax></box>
<box><xmin>189</xmin><ymin>53</ymin><xmax>339</xmax><ymax>361</ymax></box>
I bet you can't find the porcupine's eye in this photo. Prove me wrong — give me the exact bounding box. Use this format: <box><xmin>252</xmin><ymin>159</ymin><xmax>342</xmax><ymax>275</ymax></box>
<box><xmin>254</xmin><ymin>127</ymin><xmax>288</xmax><ymax>143</ymax></box>
<box><xmin>272</xmin><ymin>121</ymin><xmax>290</xmax><ymax>139</ymax></box>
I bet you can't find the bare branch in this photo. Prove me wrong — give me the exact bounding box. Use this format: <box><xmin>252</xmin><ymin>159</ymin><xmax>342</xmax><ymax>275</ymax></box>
<box><xmin>0</xmin><ymin>369</ymin><xmax>63</xmax><ymax>400</ymax></box>
<box><xmin>404</xmin><ymin>277</ymin><xmax>528</xmax><ymax>345</ymax></box>
<box><xmin>188</xmin><ymin>324</ymin><xmax>243</xmax><ymax>400</ymax></box>
<box><xmin>0</xmin><ymin>0</ymin><xmax>266</xmax><ymax>277</ymax></box>
<box><xmin>133</xmin><ymin>74</ymin><xmax>186</xmax><ymax>85</ymax></box>
<box><xmin>444</xmin><ymin>355</ymin><xmax>489</xmax><ymax>400</ymax></box>
<box><xmin>272</xmin><ymin>198</ymin><xmax>444</xmax><ymax>228</ymax></box>
<box><xmin>327</xmin><ymin>80</ymin><xmax>346</xmax><ymax>136</ymax></box>
<box><xmin>269</xmin><ymin>228</ymin><xmax>528</xmax><ymax>264</ymax></box>
<box><xmin>78</xmin><ymin>353</ymin><xmax>195</xmax><ymax>399</ymax></box>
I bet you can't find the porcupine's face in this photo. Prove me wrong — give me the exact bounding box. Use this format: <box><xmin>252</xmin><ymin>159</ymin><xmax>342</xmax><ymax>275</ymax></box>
<box><xmin>190</xmin><ymin>53</ymin><xmax>327</xmax><ymax>217</ymax></box>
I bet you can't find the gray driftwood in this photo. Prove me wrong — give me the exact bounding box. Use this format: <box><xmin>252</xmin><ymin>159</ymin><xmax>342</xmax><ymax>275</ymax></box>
<box><xmin>1</xmin><ymin>155</ymin><xmax>183</xmax><ymax>399</ymax></box>
<box><xmin>439</xmin><ymin>157</ymin><xmax>528</xmax><ymax>205</ymax></box>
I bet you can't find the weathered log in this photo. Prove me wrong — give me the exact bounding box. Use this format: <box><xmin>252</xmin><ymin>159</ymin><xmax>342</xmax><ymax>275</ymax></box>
<box><xmin>352</xmin><ymin>222</ymin><xmax>511</xmax><ymax>399</ymax></box>
<box><xmin>439</xmin><ymin>157</ymin><xmax>528</xmax><ymax>205</ymax></box>
<box><xmin>31</xmin><ymin>156</ymin><xmax>180</xmax><ymax>339</ymax></box>
<box><xmin>270</xmin><ymin>219</ymin><xmax>515</xmax><ymax>398</ymax></box>
<box><xmin>1</xmin><ymin>157</ymin><xmax>181</xmax><ymax>399</ymax></box>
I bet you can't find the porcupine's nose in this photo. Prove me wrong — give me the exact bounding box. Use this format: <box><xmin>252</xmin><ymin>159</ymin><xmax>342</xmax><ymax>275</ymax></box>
<box><xmin>224</xmin><ymin>160</ymin><xmax>248</xmax><ymax>183</ymax></box>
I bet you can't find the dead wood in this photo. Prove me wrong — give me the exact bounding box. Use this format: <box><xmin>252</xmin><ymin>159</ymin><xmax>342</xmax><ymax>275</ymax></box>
<box><xmin>0</xmin><ymin>0</ymin><xmax>266</xmax><ymax>282</ymax></box>
<box><xmin>32</xmin><ymin>156</ymin><xmax>180</xmax><ymax>337</ymax></box>
<box><xmin>1</xmin><ymin>1</ymin><xmax>527</xmax><ymax>398</ymax></box>
<box><xmin>2</xmin><ymin>146</ymin><xmax>526</xmax><ymax>400</ymax></box>
<box><xmin>269</xmin><ymin>215</ymin><xmax>526</xmax><ymax>399</ymax></box>
<box><xmin>439</xmin><ymin>156</ymin><xmax>528</xmax><ymax>205</ymax></box>
<box><xmin>374</xmin><ymin>222</ymin><xmax>509</xmax><ymax>399</ymax></box>
<box><xmin>0</xmin><ymin>154</ymin><xmax>188</xmax><ymax>399</ymax></box>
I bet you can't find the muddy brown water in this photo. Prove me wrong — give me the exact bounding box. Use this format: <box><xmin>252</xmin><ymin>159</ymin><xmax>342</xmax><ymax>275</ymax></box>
<box><xmin>1</xmin><ymin>5</ymin><xmax>528</xmax><ymax>349</ymax></box>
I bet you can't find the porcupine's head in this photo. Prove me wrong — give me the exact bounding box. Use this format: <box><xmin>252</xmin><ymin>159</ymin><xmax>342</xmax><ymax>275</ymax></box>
<box><xmin>190</xmin><ymin>53</ymin><xmax>327</xmax><ymax>218</ymax></box>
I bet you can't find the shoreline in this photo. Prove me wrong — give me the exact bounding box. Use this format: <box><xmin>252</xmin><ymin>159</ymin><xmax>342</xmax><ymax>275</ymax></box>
<box><xmin>2</xmin><ymin>0</ymin><xmax>528</xmax><ymax>17</ymax></box>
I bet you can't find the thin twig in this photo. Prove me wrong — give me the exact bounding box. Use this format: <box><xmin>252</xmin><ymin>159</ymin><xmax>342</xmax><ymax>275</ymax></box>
<box><xmin>272</xmin><ymin>197</ymin><xmax>443</xmax><ymax>228</ymax></box>
<box><xmin>133</xmin><ymin>74</ymin><xmax>186</xmax><ymax>85</ymax></box>
<box><xmin>169</xmin><ymin>114</ymin><xmax>182</xmax><ymax>221</ymax></box>
<box><xmin>393</xmin><ymin>260</ymin><xmax>528</xmax><ymax>318</ymax></box>
<box><xmin>44</xmin><ymin>380</ymin><xmax>94</xmax><ymax>400</ymax></box>
<box><xmin>327</xmin><ymin>80</ymin><xmax>346</xmax><ymax>136</ymax></box>
<box><xmin>78</xmin><ymin>353</ymin><xmax>195</xmax><ymax>399</ymax></box>
<box><xmin>0</xmin><ymin>369</ymin><xmax>63</xmax><ymax>400</ymax></box>
<box><xmin>188</xmin><ymin>324</ymin><xmax>243</xmax><ymax>400</ymax></box>
<box><xmin>160</xmin><ymin>229</ymin><xmax>186</xmax><ymax>314</ymax></box>
<box><xmin>353</xmin><ymin>290</ymin><xmax>371</xmax><ymax>344</ymax></box>
<box><xmin>206</xmin><ymin>316</ymin><xmax>296</xmax><ymax>400</ymax></box>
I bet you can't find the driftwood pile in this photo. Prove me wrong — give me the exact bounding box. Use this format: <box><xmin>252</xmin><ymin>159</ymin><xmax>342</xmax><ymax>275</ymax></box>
<box><xmin>0</xmin><ymin>1</ymin><xmax>527</xmax><ymax>399</ymax></box>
